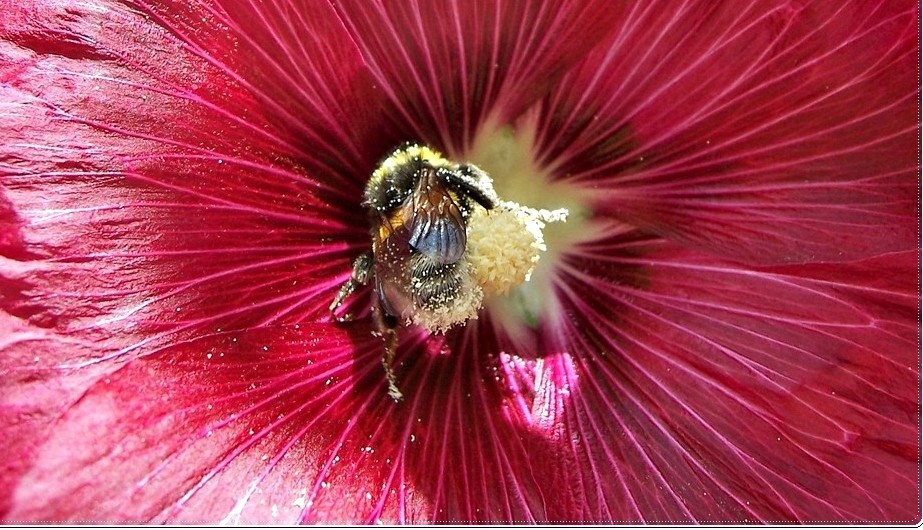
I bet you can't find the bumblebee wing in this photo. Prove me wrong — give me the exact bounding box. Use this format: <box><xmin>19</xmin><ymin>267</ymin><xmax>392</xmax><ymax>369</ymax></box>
<box><xmin>407</xmin><ymin>187</ymin><xmax>466</xmax><ymax>265</ymax></box>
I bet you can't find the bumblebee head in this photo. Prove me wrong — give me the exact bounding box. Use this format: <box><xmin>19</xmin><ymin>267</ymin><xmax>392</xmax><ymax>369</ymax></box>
<box><xmin>363</xmin><ymin>143</ymin><xmax>497</xmax><ymax>216</ymax></box>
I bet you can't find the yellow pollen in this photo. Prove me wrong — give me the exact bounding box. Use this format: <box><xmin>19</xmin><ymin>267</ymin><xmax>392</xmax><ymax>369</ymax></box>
<box><xmin>467</xmin><ymin>201</ymin><xmax>568</xmax><ymax>296</ymax></box>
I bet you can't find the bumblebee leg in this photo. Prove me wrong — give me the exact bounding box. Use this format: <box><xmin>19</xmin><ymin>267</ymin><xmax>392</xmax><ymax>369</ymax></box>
<box><xmin>329</xmin><ymin>252</ymin><xmax>373</xmax><ymax>322</ymax></box>
<box><xmin>373</xmin><ymin>307</ymin><xmax>403</xmax><ymax>401</ymax></box>
<box><xmin>382</xmin><ymin>329</ymin><xmax>403</xmax><ymax>402</ymax></box>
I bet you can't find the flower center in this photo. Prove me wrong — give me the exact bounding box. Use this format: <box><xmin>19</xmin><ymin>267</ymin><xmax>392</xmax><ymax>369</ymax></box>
<box><xmin>465</xmin><ymin>116</ymin><xmax>592</xmax><ymax>337</ymax></box>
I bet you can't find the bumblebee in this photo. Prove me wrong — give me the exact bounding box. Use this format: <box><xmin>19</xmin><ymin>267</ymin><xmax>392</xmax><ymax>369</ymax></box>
<box><xmin>330</xmin><ymin>144</ymin><xmax>498</xmax><ymax>400</ymax></box>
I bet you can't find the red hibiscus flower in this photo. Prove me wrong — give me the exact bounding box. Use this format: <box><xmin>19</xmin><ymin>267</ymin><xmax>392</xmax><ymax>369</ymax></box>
<box><xmin>1</xmin><ymin>0</ymin><xmax>919</xmax><ymax>523</ymax></box>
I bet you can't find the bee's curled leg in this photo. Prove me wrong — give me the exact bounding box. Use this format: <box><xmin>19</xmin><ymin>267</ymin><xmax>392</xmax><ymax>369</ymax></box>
<box><xmin>373</xmin><ymin>307</ymin><xmax>403</xmax><ymax>402</ymax></box>
<box><xmin>329</xmin><ymin>252</ymin><xmax>373</xmax><ymax>322</ymax></box>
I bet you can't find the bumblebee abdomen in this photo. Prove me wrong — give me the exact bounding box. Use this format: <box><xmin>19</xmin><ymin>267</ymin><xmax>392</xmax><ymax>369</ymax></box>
<box><xmin>408</xmin><ymin>256</ymin><xmax>464</xmax><ymax>310</ymax></box>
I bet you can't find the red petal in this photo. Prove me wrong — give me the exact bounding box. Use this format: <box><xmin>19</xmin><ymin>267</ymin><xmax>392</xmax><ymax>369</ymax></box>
<box><xmin>333</xmin><ymin>0</ymin><xmax>623</xmax><ymax>155</ymax></box>
<box><xmin>0</xmin><ymin>0</ymin><xmax>379</xmax><ymax>359</ymax></box>
<box><xmin>0</xmin><ymin>319</ymin><xmax>592</xmax><ymax>523</ymax></box>
<box><xmin>2</xmin><ymin>324</ymin><xmax>387</xmax><ymax>523</ymax></box>
<box><xmin>536</xmin><ymin>0</ymin><xmax>918</xmax><ymax>264</ymax></box>
<box><xmin>134</xmin><ymin>0</ymin><xmax>391</xmax><ymax>180</ymax></box>
<box><xmin>1</xmin><ymin>0</ymin><xmax>387</xmax><ymax>195</ymax></box>
<box><xmin>552</xmin><ymin>233</ymin><xmax>919</xmax><ymax>522</ymax></box>
<box><xmin>1</xmin><ymin>6</ymin><xmax>387</xmax><ymax>518</ymax></box>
